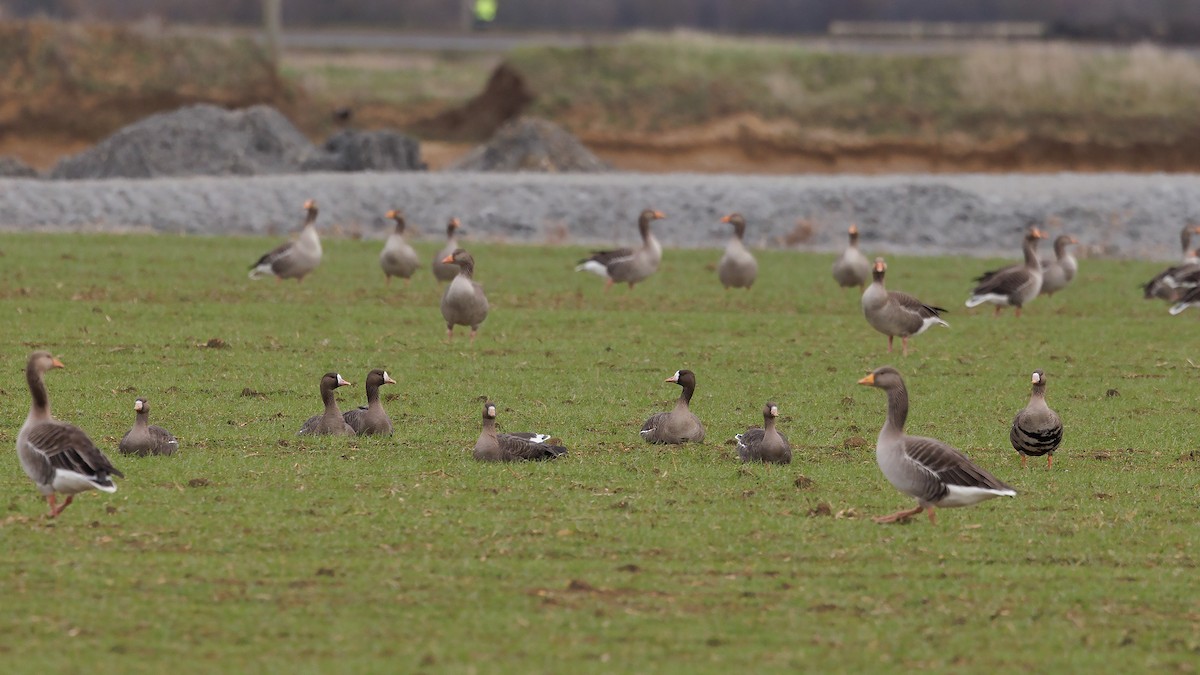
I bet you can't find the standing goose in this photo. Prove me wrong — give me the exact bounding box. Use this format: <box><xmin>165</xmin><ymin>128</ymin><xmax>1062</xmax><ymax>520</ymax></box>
<box><xmin>576</xmin><ymin>209</ymin><xmax>665</xmax><ymax>290</ymax></box>
<box><xmin>831</xmin><ymin>224</ymin><xmax>871</xmax><ymax>290</ymax></box>
<box><xmin>716</xmin><ymin>213</ymin><xmax>758</xmax><ymax>289</ymax></box>
<box><xmin>1143</xmin><ymin>227</ymin><xmax>1200</xmax><ymax>301</ymax></box>
<box><xmin>118</xmin><ymin>398</ymin><xmax>179</xmax><ymax>457</ymax></box>
<box><xmin>965</xmin><ymin>227</ymin><xmax>1047</xmax><ymax>316</ymax></box>
<box><xmin>1038</xmin><ymin>235</ymin><xmax>1080</xmax><ymax>296</ymax></box>
<box><xmin>249</xmin><ymin>199</ymin><xmax>323</xmax><ymax>281</ymax></box>
<box><xmin>440</xmin><ymin>248</ymin><xmax>489</xmax><ymax>342</ymax></box>
<box><xmin>861</xmin><ymin>257</ymin><xmax>949</xmax><ymax>356</ymax></box>
<box><xmin>343</xmin><ymin>369</ymin><xmax>396</xmax><ymax>436</ymax></box>
<box><xmin>17</xmin><ymin>351</ymin><xmax>124</xmax><ymax>518</ymax></box>
<box><xmin>474</xmin><ymin>402</ymin><xmax>568</xmax><ymax>461</ymax></box>
<box><xmin>1168</xmin><ymin>284</ymin><xmax>1200</xmax><ymax>315</ymax></box>
<box><xmin>640</xmin><ymin>370</ymin><xmax>706</xmax><ymax>444</ymax></box>
<box><xmin>379</xmin><ymin>210</ymin><xmax>420</xmax><ymax>285</ymax></box>
<box><xmin>432</xmin><ymin>218</ymin><xmax>463</xmax><ymax>282</ymax></box>
<box><xmin>857</xmin><ymin>366</ymin><xmax>1016</xmax><ymax>524</ymax></box>
<box><xmin>1010</xmin><ymin>369</ymin><xmax>1063</xmax><ymax>469</ymax></box>
<box><xmin>298</xmin><ymin>372</ymin><xmax>355</xmax><ymax>436</ymax></box>
<box><xmin>735</xmin><ymin>402</ymin><xmax>791</xmax><ymax>464</ymax></box>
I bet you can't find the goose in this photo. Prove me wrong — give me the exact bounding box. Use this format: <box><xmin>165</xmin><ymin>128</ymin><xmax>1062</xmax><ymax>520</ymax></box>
<box><xmin>831</xmin><ymin>224</ymin><xmax>871</xmax><ymax>290</ymax></box>
<box><xmin>1010</xmin><ymin>369</ymin><xmax>1063</xmax><ymax>469</ymax></box>
<box><xmin>735</xmin><ymin>402</ymin><xmax>791</xmax><ymax>464</ymax></box>
<box><xmin>343</xmin><ymin>369</ymin><xmax>396</xmax><ymax>436</ymax></box>
<box><xmin>298</xmin><ymin>373</ymin><xmax>355</xmax><ymax>436</ymax></box>
<box><xmin>857</xmin><ymin>366</ymin><xmax>1015</xmax><ymax>524</ymax></box>
<box><xmin>249</xmin><ymin>199</ymin><xmax>323</xmax><ymax>281</ymax></box>
<box><xmin>440</xmin><ymin>248</ymin><xmax>489</xmax><ymax>341</ymax></box>
<box><xmin>716</xmin><ymin>213</ymin><xmax>758</xmax><ymax>289</ymax></box>
<box><xmin>379</xmin><ymin>210</ymin><xmax>420</xmax><ymax>285</ymax></box>
<box><xmin>1144</xmin><ymin>228</ymin><xmax>1200</xmax><ymax>301</ymax></box>
<box><xmin>118</xmin><ymin>398</ymin><xmax>179</xmax><ymax>457</ymax></box>
<box><xmin>640</xmin><ymin>370</ymin><xmax>705</xmax><ymax>444</ymax></box>
<box><xmin>1038</xmin><ymin>235</ymin><xmax>1079</xmax><ymax>296</ymax></box>
<box><xmin>474</xmin><ymin>402</ymin><xmax>568</xmax><ymax>461</ymax></box>
<box><xmin>1169</xmin><ymin>284</ymin><xmax>1200</xmax><ymax>315</ymax></box>
<box><xmin>861</xmin><ymin>257</ymin><xmax>948</xmax><ymax>356</ymax></box>
<box><xmin>17</xmin><ymin>351</ymin><xmax>124</xmax><ymax>518</ymax></box>
<box><xmin>432</xmin><ymin>218</ymin><xmax>463</xmax><ymax>282</ymax></box>
<box><xmin>576</xmin><ymin>209</ymin><xmax>665</xmax><ymax>290</ymax></box>
<box><xmin>965</xmin><ymin>227</ymin><xmax>1046</xmax><ymax>316</ymax></box>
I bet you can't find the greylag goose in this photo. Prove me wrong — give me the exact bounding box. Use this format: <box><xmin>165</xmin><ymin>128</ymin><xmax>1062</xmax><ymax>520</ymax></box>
<box><xmin>379</xmin><ymin>210</ymin><xmax>420</xmax><ymax>285</ymax></box>
<box><xmin>965</xmin><ymin>227</ymin><xmax>1046</xmax><ymax>316</ymax></box>
<box><xmin>1038</xmin><ymin>235</ymin><xmax>1079</xmax><ymax>296</ymax></box>
<box><xmin>17</xmin><ymin>351</ymin><xmax>124</xmax><ymax>518</ymax></box>
<box><xmin>716</xmin><ymin>213</ymin><xmax>758</xmax><ymax>289</ymax></box>
<box><xmin>1169</xmin><ymin>284</ymin><xmax>1200</xmax><ymax>315</ymax></box>
<box><xmin>735</xmin><ymin>402</ymin><xmax>791</xmax><ymax>464</ymax></box>
<box><xmin>432</xmin><ymin>218</ymin><xmax>463</xmax><ymax>282</ymax></box>
<box><xmin>249</xmin><ymin>199</ymin><xmax>323</xmax><ymax>281</ymax></box>
<box><xmin>343</xmin><ymin>369</ymin><xmax>396</xmax><ymax>436</ymax></box>
<box><xmin>861</xmin><ymin>257</ymin><xmax>948</xmax><ymax>356</ymax></box>
<box><xmin>298</xmin><ymin>372</ymin><xmax>355</xmax><ymax>436</ymax></box>
<box><xmin>474</xmin><ymin>402</ymin><xmax>568</xmax><ymax>461</ymax></box>
<box><xmin>576</xmin><ymin>209</ymin><xmax>665</xmax><ymax>290</ymax></box>
<box><xmin>857</xmin><ymin>366</ymin><xmax>1015</xmax><ymax>524</ymax></box>
<box><xmin>831</xmin><ymin>224</ymin><xmax>871</xmax><ymax>290</ymax></box>
<box><xmin>440</xmin><ymin>248</ymin><xmax>489</xmax><ymax>341</ymax></box>
<box><xmin>1010</xmin><ymin>369</ymin><xmax>1063</xmax><ymax>469</ymax></box>
<box><xmin>1143</xmin><ymin>228</ymin><xmax>1200</xmax><ymax>301</ymax></box>
<box><xmin>118</xmin><ymin>398</ymin><xmax>179</xmax><ymax>457</ymax></box>
<box><xmin>640</xmin><ymin>370</ymin><xmax>706</xmax><ymax>444</ymax></box>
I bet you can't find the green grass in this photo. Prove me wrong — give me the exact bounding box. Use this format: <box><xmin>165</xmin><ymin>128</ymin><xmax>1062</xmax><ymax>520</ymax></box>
<box><xmin>1</xmin><ymin>232</ymin><xmax>1199</xmax><ymax>673</ymax></box>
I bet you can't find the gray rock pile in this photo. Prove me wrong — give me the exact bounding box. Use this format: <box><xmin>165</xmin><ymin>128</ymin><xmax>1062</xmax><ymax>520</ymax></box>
<box><xmin>304</xmin><ymin>129</ymin><xmax>425</xmax><ymax>172</ymax></box>
<box><xmin>0</xmin><ymin>156</ymin><xmax>37</xmax><ymax>178</ymax></box>
<box><xmin>450</xmin><ymin>118</ymin><xmax>609</xmax><ymax>173</ymax></box>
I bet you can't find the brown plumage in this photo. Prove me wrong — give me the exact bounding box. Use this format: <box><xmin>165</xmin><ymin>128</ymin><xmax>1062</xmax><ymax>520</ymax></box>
<box><xmin>432</xmin><ymin>218</ymin><xmax>463</xmax><ymax>282</ymax></box>
<box><xmin>832</xmin><ymin>224</ymin><xmax>871</xmax><ymax>290</ymax></box>
<box><xmin>735</xmin><ymin>402</ymin><xmax>791</xmax><ymax>464</ymax></box>
<box><xmin>716</xmin><ymin>213</ymin><xmax>758</xmax><ymax>289</ymax></box>
<box><xmin>576</xmin><ymin>209</ymin><xmax>665</xmax><ymax>290</ymax></box>
<box><xmin>343</xmin><ymin>369</ymin><xmax>396</xmax><ymax>436</ymax></box>
<box><xmin>861</xmin><ymin>257</ymin><xmax>949</xmax><ymax>356</ymax></box>
<box><xmin>119</xmin><ymin>398</ymin><xmax>179</xmax><ymax>457</ymax></box>
<box><xmin>966</xmin><ymin>226</ymin><xmax>1046</xmax><ymax>316</ymax></box>
<box><xmin>1010</xmin><ymin>369</ymin><xmax>1063</xmax><ymax>469</ymax></box>
<box><xmin>1038</xmin><ymin>235</ymin><xmax>1079</xmax><ymax>296</ymax></box>
<box><xmin>640</xmin><ymin>369</ymin><xmax>706</xmax><ymax>444</ymax></box>
<box><xmin>249</xmin><ymin>199</ymin><xmax>323</xmax><ymax>281</ymax></box>
<box><xmin>474</xmin><ymin>402</ymin><xmax>568</xmax><ymax>461</ymax></box>
<box><xmin>440</xmin><ymin>248</ymin><xmax>489</xmax><ymax>341</ymax></box>
<box><xmin>380</xmin><ymin>210</ymin><xmax>420</xmax><ymax>285</ymax></box>
<box><xmin>298</xmin><ymin>372</ymin><xmax>355</xmax><ymax>436</ymax></box>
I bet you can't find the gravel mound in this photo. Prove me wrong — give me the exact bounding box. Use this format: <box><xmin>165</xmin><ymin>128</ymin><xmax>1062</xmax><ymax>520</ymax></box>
<box><xmin>0</xmin><ymin>156</ymin><xmax>37</xmax><ymax>178</ymax></box>
<box><xmin>304</xmin><ymin>129</ymin><xmax>425</xmax><ymax>172</ymax></box>
<box><xmin>449</xmin><ymin>118</ymin><xmax>609</xmax><ymax>173</ymax></box>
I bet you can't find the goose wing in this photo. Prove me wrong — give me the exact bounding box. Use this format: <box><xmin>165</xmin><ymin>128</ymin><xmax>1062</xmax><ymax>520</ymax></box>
<box><xmin>25</xmin><ymin>421</ymin><xmax>124</xmax><ymax>480</ymax></box>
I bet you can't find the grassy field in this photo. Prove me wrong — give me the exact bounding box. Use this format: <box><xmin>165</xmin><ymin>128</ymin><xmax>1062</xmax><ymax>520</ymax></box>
<box><xmin>1</xmin><ymin>231</ymin><xmax>1198</xmax><ymax>672</ymax></box>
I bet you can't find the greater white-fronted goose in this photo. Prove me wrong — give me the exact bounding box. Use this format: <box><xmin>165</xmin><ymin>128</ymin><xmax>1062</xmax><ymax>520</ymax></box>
<box><xmin>298</xmin><ymin>372</ymin><xmax>355</xmax><ymax>436</ymax></box>
<box><xmin>249</xmin><ymin>199</ymin><xmax>323</xmax><ymax>281</ymax></box>
<box><xmin>432</xmin><ymin>218</ymin><xmax>463</xmax><ymax>282</ymax></box>
<box><xmin>861</xmin><ymin>257</ymin><xmax>948</xmax><ymax>356</ymax></box>
<box><xmin>831</xmin><ymin>224</ymin><xmax>871</xmax><ymax>290</ymax></box>
<box><xmin>343</xmin><ymin>369</ymin><xmax>396</xmax><ymax>436</ymax></box>
<box><xmin>576</xmin><ymin>209</ymin><xmax>665</xmax><ymax>290</ymax></box>
<box><xmin>716</xmin><ymin>213</ymin><xmax>758</xmax><ymax>289</ymax></box>
<box><xmin>379</xmin><ymin>210</ymin><xmax>420</xmax><ymax>285</ymax></box>
<box><xmin>1144</xmin><ymin>229</ymin><xmax>1200</xmax><ymax>301</ymax></box>
<box><xmin>17</xmin><ymin>351</ymin><xmax>124</xmax><ymax>518</ymax></box>
<box><xmin>857</xmin><ymin>366</ymin><xmax>1015</xmax><ymax>524</ymax></box>
<box><xmin>735</xmin><ymin>402</ymin><xmax>791</xmax><ymax>464</ymax></box>
<box><xmin>1038</xmin><ymin>235</ymin><xmax>1079</xmax><ymax>296</ymax></box>
<box><xmin>474</xmin><ymin>402</ymin><xmax>568</xmax><ymax>462</ymax></box>
<box><xmin>440</xmin><ymin>248</ymin><xmax>489</xmax><ymax>342</ymax></box>
<box><xmin>965</xmin><ymin>227</ymin><xmax>1046</xmax><ymax>316</ymax></box>
<box><xmin>118</xmin><ymin>398</ymin><xmax>179</xmax><ymax>457</ymax></box>
<box><xmin>1010</xmin><ymin>369</ymin><xmax>1063</xmax><ymax>469</ymax></box>
<box><xmin>640</xmin><ymin>370</ymin><xmax>706</xmax><ymax>444</ymax></box>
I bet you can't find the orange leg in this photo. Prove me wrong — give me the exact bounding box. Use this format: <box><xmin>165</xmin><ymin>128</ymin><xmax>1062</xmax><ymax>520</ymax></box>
<box><xmin>604</xmin><ymin>278</ymin><xmax>614</xmax><ymax>292</ymax></box>
<box><xmin>1021</xmin><ymin>454</ymin><xmax>1028</xmax><ymax>469</ymax></box>
<box><xmin>993</xmin><ymin>305</ymin><xmax>1001</xmax><ymax>317</ymax></box>
<box><xmin>886</xmin><ymin>335</ymin><xmax>894</xmax><ymax>353</ymax></box>
<box><xmin>1015</xmin><ymin>306</ymin><xmax>1022</xmax><ymax>318</ymax></box>
<box><xmin>927</xmin><ymin>508</ymin><xmax>938</xmax><ymax>525</ymax></box>
<box><xmin>446</xmin><ymin>327</ymin><xmax>454</xmax><ymax>341</ymax></box>
<box><xmin>47</xmin><ymin>494</ymin><xmax>74</xmax><ymax>518</ymax></box>
<box><xmin>873</xmin><ymin>504</ymin><xmax>925</xmax><ymax>524</ymax></box>
<box><xmin>901</xmin><ymin>336</ymin><xmax>910</xmax><ymax>356</ymax></box>
<box><xmin>1047</xmin><ymin>454</ymin><xmax>1053</xmax><ymax>470</ymax></box>
<box><xmin>469</xmin><ymin>329</ymin><xmax>478</xmax><ymax>343</ymax></box>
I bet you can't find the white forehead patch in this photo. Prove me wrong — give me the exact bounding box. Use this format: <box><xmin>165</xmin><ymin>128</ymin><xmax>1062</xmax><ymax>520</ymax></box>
<box><xmin>1031</xmin><ymin>372</ymin><xmax>1041</xmax><ymax>384</ymax></box>
<box><xmin>673</xmin><ymin>370</ymin><xmax>681</xmax><ymax>379</ymax></box>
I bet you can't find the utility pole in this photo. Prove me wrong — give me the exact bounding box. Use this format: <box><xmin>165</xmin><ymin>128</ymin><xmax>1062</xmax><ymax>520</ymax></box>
<box><xmin>263</xmin><ymin>0</ymin><xmax>282</xmax><ymax>67</ymax></box>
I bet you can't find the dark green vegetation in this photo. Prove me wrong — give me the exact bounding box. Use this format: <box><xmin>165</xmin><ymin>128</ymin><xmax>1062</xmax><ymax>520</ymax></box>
<box><xmin>2</xmin><ymin>232</ymin><xmax>1198</xmax><ymax>672</ymax></box>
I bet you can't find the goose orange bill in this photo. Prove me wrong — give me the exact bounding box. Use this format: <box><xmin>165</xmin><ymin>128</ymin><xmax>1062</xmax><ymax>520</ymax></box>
<box><xmin>857</xmin><ymin>373</ymin><xmax>875</xmax><ymax>385</ymax></box>
<box><xmin>441</xmin><ymin>254</ymin><xmax>454</xmax><ymax>263</ymax></box>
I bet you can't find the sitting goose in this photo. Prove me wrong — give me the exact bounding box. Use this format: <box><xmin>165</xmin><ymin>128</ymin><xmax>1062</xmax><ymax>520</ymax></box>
<box><xmin>379</xmin><ymin>210</ymin><xmax>420</xmax><ymax>285</ymax></box>
<box><xmin>17</xmin><ymin>351</ymin><xmax>124</xmax><ymax>518</ymax></box>
<box><xmin>857</xmin><ymin>366</ymin><xmax>1015</xmax><ymax>524</ymax></box>
<box><xmin>640</xmin><ymin>370</ymin><xmax>706</xmax><ymax>444</ymax></box>
<box><xmin>831</xmin><ymin>224</ymin><xmax>871</xmax><ymax>290</ymax></box>
<box><xmin>343</xmin><ymin>369</ymin><xmax>396</xmax><ymax>436</ymax></box>
<box><xmin>965</xmin><ymin>227</ymin><xmax>1046</xmax><ymax>316</ymax></box>
<box><xmin>118</xmin><ymin>398</ymin><xmax>179</xmax><ymax>457</ymax></box>
<box><xmin>576</xmin><ymin>209</ymin><xmax>665</xmax><ymax>290</ymax></box>
<box><xmin>432</xmin><ymin>218</ymin><xmax>463</xmax><ymax>282</ymax></box>
<box><xmin>249</xmin><ymin>199</ymin><xmax>323</xmax><ymax>281</ymax></box>
<box><xmin>861</xmin><ymin>257</ymin><xmax>948</xmax><ymax>356</ymax></box>
<box><xmin>298</xmin><ymin>373</ymin><xmax>355</xmax><ymax>436</ymax></box>
<box><xmin>716</xmin><ymin>213</ymin><xmax>758</xmax><ymax>289</ymax></box>
<box><xmin>735</xmin><ymin>402</ymin><xmax>791</xmax><ymax>464</ymax></box>
<box><xmin>1038</xmin><ymin>235</ymin><xmax>1079</xmax><ymax>296</ymax></box>
<box><xmin>440</xmin><ymin>248</ymin><xmax>489</xmax><ymax>342</ymax></box>
<box><xmin>474</xmin><ymin>402</ymin><xmax>568</xmax><ymax>462</ymax></box>
<box><xmin>1010</xmin><ymin>369</ymin><xmax>1063</xmax><ymax>469</ymax></box>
